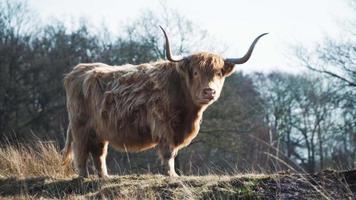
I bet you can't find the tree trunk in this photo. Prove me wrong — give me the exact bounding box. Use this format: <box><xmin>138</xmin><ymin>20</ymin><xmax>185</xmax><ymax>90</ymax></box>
<box><xmin>318</xmin><ymin>125</ymin><xmax>323</xmax><ymax>170</ymax></box>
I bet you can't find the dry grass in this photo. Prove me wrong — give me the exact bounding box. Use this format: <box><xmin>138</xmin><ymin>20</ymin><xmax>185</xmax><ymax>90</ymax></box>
<box><xmin>0</xmin><ymin>141</ymin><xmax>74</xmax><ymax>179</ymax></box>
<box><xmin>0</xmin><ymin>141</ymin><xmax>354</xmax><ymax>199</ymax></box>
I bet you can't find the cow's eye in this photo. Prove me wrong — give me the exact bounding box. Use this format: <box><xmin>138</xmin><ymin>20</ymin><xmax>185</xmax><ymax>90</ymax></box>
<box><xmin>217</xmin><ymin>71</ymin><xmax>222</xmax><ymax>77</ymax></box>
<box><xmin>194</xmin><ymin>71</ymin><xmax>198</xmax><ymax>76</ymax></box>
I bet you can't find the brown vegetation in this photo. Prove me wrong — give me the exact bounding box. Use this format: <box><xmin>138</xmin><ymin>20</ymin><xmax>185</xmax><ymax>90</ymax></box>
<box><xmin>0</xmin><ymin>143</ymin><xmax>354</xmax><ymax>199</ymax></box>
<box><xmin>0</xmin><ymin>141</ymin><xmax>74</xmax><ymax>178</ymax></box>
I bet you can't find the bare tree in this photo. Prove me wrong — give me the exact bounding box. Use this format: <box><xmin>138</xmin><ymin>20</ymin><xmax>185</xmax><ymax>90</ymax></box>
<box><xmin>0</xmin><ymin>0</ymin><xmax>34</xmax><ymax>135</ymax></box>
<box><xmin>295</xmin><ymin>0</ymin><xmax>356</xmax><ymax>87</ymax></box>
<box><xmin>295</xmin><ymin>42</ymin><xmax>356</xmax><ymax>87</ymax></box>
<box><xmin>252</xmin><ymin>72</ymin><xmax>353</xmax><ymax>172</ymax></box>
<box><xmin>123</xmin><ymin>2</ymin><xmax>226</xmax><ymax>60</ymax></box>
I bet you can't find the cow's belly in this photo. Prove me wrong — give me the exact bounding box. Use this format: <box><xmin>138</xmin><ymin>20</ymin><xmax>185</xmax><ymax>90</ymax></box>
<box><xmin>110</xmin><ymin>138</ymin><xmax>158</xmax><ymax>152</ymax></box>
<box><xmin>103</xmin><ymin>125</ymin><xmax>158</xmax><ymax>152</ymax></box>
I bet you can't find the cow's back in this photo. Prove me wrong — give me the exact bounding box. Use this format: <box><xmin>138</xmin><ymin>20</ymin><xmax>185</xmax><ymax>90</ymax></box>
<box><xmin>64</xmin><ymin>63</ymin><xmax>114</xmax><ymax>128</ymax></box>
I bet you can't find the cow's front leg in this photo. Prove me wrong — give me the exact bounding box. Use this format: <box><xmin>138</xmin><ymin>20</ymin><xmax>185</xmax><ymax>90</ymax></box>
<box><xmin>158</xmin><ymin>143</ymin><xmax>178</xmax><ymax>177</ymax></box>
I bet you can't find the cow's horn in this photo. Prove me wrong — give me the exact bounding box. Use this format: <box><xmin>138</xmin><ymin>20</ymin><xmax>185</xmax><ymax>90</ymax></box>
<box><xmin>225</xmin><ymin>33</ymin><xmax>268</xmax><ymax>64</ymax></box>
<box><xmin>159</xmin><ymin>26</ymin><xmax>184</xmax><ymax>62</ymax></box>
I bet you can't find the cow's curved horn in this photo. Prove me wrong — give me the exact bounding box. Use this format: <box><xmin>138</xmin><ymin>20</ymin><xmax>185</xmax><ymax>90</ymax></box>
<box><xmin>225</xmin><ymin>33</ymin><xmax>268</xmax><ymax>64</ymax></box>
<box><xmin>159</xmin><ymin>26</ymin><xmax>184</xmax><ymax>62</ymax></box>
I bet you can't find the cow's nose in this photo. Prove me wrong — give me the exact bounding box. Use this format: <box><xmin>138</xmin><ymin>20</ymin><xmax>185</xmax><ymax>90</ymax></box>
<box><xmin>203</xmin><ymin>88</ymin><xmax>216</xmax><ymax>98</ymax></box>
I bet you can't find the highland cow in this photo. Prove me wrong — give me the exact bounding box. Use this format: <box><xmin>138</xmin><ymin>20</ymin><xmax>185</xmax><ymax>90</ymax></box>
<box><xmin>62</xmin><ymin>26</ymin><xmax>267</xmax><ymax>177</ymax></box>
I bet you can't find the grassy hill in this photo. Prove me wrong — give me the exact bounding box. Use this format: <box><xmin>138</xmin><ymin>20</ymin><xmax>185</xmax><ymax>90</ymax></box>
<box><xmin>0</xmin><ymin>142</ymin><xmax>355</xmax><ymax>199</ymax></box>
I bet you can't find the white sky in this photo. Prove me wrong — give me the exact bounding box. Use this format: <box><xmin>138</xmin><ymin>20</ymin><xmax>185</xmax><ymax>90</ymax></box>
<box><xmin>28</xmin><ymin>0</ymin><xmax>354</xmax><ymax>73</ymax></box>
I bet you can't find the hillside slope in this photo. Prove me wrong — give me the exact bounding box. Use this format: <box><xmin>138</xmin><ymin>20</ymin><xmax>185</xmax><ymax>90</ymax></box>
<box><xmin>0</xmin><ymin>170</ymin><xmax>355</xmax><ymax>199</ymax></box>
<box><xmin>0</xmin><ymin>142</ymin><xmax>355</xmax><ymax>199</ymax></box>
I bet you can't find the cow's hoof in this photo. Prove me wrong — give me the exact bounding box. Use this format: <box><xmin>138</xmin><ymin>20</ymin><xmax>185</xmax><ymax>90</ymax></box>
<box><xmin>168</xmin><ymin>171</ymin><xmax>179</xmax><ymax>177</ymax></box>
<box><xmin>99</xmin><ymin>174</ymin><xmax>111</xmax><ymax>179</ymax></box>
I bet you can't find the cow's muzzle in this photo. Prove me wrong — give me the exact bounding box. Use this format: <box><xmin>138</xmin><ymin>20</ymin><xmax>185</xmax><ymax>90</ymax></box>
<box><xmin>202</xmin><ymin>88</ymin><xmax>216</xmax><ymax>102</ymax></box>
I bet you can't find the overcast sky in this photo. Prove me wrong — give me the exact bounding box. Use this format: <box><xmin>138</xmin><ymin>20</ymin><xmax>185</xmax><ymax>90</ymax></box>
<box><xmin>28</xmin><ymin>0</ymin><xmax>354</xmax><ymax>73</ymax></box>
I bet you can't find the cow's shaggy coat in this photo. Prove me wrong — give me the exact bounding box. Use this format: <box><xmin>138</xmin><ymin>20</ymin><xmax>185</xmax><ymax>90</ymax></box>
<box><xmin>62</xmin><ymin>29</ymin><xmax>267</xmax><ymax>177</ymax></box>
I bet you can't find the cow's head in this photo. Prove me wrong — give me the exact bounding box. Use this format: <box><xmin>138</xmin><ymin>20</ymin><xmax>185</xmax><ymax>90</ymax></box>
<box><xmin>160</xmin><ymin>26</ymin><xmax>267</xmax><ymax>107</ymax></box>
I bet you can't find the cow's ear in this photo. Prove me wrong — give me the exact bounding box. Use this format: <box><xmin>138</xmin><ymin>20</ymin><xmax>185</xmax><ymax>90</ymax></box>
<box><xmin>222</xmin><ymin>63</ymin><xmax>235</xmax><ymax>77</ymax></box>
<box><xmin>101</xmin><ymin>91</ymin><xmax>114</xmax><ymax>119</ymax></box>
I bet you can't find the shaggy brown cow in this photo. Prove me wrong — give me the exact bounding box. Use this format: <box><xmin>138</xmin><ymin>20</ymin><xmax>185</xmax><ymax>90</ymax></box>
<box><xmin>62</xmin><ymin>27</ymin><xmax>267</xmax><ymax>177</ymax></box>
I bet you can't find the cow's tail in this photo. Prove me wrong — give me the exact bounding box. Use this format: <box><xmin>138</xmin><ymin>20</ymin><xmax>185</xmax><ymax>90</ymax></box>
<box><xmin>62</xmin><ymin>126</ymin><xmax>73</xmax><ymax>166</ymax></box>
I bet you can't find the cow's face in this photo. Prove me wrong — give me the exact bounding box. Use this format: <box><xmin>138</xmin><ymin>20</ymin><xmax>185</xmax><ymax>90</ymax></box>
<box><xmin>159</xmin><ymin>26</ymin><xmax>266</xmax><ymax>107</ymax></box>
<box><xmin>178</xmin><ymin>53</ymin><xmax>235</xmax><ymax>107</ymax></box>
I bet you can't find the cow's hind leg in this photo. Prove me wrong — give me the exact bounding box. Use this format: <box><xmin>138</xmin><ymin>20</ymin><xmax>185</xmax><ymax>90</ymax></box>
<box><xmin>72</xmin><ymin>127</ymin><xmax>90</xmax><ymax>178</ymax></box>
<box><xmin>90</xmin><ymin>138</ymin><xmax>109</xmax><ymax>178</ymax></box>
<box><xmin>158</xmin><ymin>143</ymin><xmax>178</xmax><ymax>177</ymax></box>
